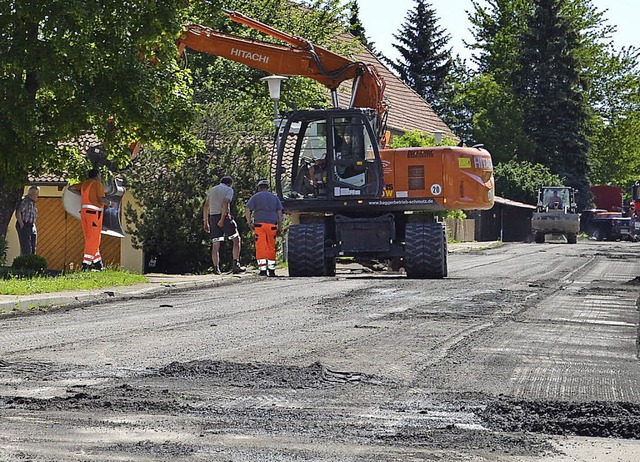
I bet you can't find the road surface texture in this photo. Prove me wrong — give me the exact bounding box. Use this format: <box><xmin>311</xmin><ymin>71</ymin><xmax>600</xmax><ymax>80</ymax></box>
<box><xmin>1</xmin><ymin>240</ymin><xmax>640</xmax><ymax>461</ymax></box>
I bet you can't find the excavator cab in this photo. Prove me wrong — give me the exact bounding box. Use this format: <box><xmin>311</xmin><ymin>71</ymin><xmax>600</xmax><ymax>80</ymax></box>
<box><xmin>276</xmin><ymin>108</ymin><xmax>382</xmax><ymax>209</ymax></box>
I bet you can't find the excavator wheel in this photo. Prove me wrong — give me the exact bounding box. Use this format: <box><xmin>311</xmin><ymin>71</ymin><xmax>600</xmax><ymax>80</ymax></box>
<box><xmin>287</xmin><ymin>223</ymin><xmax>326</xmax><ymax>277</ymax></box>
<box><xmin>404</xmin><ymin>222</ymin><xmax>447</xmax><ymax>279</ymax></box>
<box><xmin>566</xmin><ymin>233</ymin><xmax>577</xmax><ymax>244</ymax></box>
<box><xmin>534</xmin><ymin>232</ymin><xmax>545</xmax><ymax>243</ymax></box>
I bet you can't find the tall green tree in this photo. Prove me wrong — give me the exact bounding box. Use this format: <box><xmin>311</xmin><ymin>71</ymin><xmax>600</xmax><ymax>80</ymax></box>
<box><xmin>587</xmin><ymin>45</ymin><xmax>640</xmax><ymax>189</ymax></box>
<box><xmin>437</xmin><ymin>57</ymin><xmax>475</xmax><ymax>143</ymax></box>
<box><xmin>463</xmin><ymin>73</ymin><xmax>535</xmax><ymax>164</ymax></box>
<box><xmin>387</xmin><ymin>0</ymin><xmax>452</xmax><ymax>108</ymax></box>
<box><xmin>512</xmin><ymin>0</ymin><xmax>591</xmax><ymax>205</ymax></box>
<box><xmin>451</xmin><ymin>0</ymin><xmax>533</xmax><ymax>160</ymax></box>
<box><xmin>0</xmin><ymin>0</ymin><xmax>200</xmax><ymax>238</ymax></box>
<box><xmin>468</xmin><ymin>0</ymin><xmax>531</xmax><ymax>84</ymax></box>
<box><xmin>347</xmin><ymin>1</ymin><xmax>374</xmax><ymax>50</ymax></box>
<box><xmin>440</xmin><ymin>0</ymin><xmax>639</xmax><ymax>205</ymax></box>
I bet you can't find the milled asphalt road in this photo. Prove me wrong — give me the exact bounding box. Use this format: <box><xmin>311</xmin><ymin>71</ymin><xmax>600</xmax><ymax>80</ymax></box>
<box><xmin>0</xmin><ymin>241</ymin><xmax>502</xmax><ymax>316</ymax></box>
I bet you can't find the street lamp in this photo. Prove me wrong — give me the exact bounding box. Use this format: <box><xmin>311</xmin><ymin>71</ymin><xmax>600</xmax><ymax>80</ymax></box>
<box><xmin>261</xmin><ymin>75</ymin><xmax>287</xmax><ymax>127</ymax></box>
<box><xmin>433</xmin><ymin>130</ymin><xmax>446</xmax><ymax>145</ymax></box>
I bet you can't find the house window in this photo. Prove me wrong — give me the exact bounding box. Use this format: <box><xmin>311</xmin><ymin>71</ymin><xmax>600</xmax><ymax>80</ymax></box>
<box><xmin>408</xmin><ymin>165</ymin><xmax>425</xmax><ymax>190</ymax></box>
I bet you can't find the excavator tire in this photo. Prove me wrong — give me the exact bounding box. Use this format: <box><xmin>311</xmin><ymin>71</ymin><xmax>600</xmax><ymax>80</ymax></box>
<box><xmin>404</xmin><ymin>222</ymin><xmax>447</xmax><ymax>279</ymax></box>
<box><xmin>535</xmin><ymin>232</ymin><xmax>545</xmax><ymax>243</ymax></box>
<box><xmin>566</xmin><ymin>232</ymin><xmax>577</xmax><ymax>244</ymax></box>
<box><xmin>287</xmin><ymin>223</ymin><xmax>326</xmax><ymax>277</ymax></box>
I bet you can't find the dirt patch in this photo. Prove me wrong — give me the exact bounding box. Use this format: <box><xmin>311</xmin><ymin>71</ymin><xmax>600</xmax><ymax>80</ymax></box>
<box><xmin>481</xmin><ymin>398</ymin><xmax>640</xmax><ymax>439</ymax></box>
<box><xmin>155</xmin><ymin>360</ymin><xmax>387</xmax><ymax>387</ymax></box>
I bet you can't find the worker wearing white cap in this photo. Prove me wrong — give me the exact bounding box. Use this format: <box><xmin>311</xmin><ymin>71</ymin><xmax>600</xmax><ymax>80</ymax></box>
<box><xmin>244</xmin><ymin>179</ymin><xmax>284</xmax><ymax>277</ymax></box>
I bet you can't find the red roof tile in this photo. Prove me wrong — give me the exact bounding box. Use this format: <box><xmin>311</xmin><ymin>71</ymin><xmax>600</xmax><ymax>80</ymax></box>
<box><xmin>30</xmin><ymin>133</ymin><xmax>102</xmax><ymax>184</ymax></box>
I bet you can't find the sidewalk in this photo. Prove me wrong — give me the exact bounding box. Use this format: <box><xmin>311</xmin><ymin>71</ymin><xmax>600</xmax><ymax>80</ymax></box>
<box><xmin>0</xmin><ymin>241</ymin><xmax>502</xmax><ymax>316</ymax></box>
<box><xmin>0</xmin><ymin>271</ymin><xmax>256</xmax><ymax>317</ymax></box>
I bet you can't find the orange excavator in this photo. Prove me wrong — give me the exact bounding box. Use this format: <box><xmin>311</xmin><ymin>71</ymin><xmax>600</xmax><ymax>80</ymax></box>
<box><xmin>177</xmin><ymin>10</ymin><xmax>495</xmax><ymax>278</ymax></box>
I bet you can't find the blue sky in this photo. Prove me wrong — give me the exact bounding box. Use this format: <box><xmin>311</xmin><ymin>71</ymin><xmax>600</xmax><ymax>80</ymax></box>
<box><xmin>355</xmin><ymin>0</ymin><xmax>638</xmax><ymax>63</ymax></box>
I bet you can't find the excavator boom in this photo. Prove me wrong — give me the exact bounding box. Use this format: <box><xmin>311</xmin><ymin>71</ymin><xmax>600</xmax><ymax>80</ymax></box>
<box><xmin>177</xmin><ymin>11</ymin><xmax>386</xmax><ymax>126</ymax></box>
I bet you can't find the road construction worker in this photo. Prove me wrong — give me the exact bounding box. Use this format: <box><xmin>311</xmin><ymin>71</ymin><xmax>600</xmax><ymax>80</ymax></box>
<box><xmin>203</xmin><ymin>175</ymin><xmax>245</xmax><ymax>275</ymax></box>
<box><xmin>70</xmin><ymin>168</ymin><xmax>113</xmax><ymax>271</ymax></box>
<box><xmin>244</xmin><ymin>179</ymin><xmax>284</xmax><ymax>277</ymax></box>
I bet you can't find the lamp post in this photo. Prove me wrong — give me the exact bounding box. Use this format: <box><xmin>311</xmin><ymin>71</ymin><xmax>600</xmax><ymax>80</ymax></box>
<box><xmin>433</xmin><ymin>130</ymin><xmax>446</xmax><ymax>146</ymax></box>
<box><xmin>261</xmin><ymin>75</ymin><xmax>287</xmax><ymax>127</ymax></box>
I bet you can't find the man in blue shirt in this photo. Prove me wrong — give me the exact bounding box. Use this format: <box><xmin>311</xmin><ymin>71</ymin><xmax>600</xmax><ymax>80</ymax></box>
<box><xmin>244</xmin><ymin>179</ymin><xmax>284</xmax><ymax>277</ymax></box>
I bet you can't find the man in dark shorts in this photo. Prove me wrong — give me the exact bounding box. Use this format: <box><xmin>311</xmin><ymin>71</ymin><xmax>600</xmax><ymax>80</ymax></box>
<box><xmin>203</xmin><ymin>176</ymin><xmax>245</xmax><ymax>274</ymax></box>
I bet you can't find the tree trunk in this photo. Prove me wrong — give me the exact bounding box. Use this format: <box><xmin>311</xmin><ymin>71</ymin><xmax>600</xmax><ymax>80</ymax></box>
<box><xmin>0</xmin><ymin>178</ymin><xmax>23</xmax><ymax>239</ymax></box>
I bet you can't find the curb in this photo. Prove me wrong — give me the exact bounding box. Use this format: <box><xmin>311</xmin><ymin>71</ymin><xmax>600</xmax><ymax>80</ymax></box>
<box><xmin>0</xmin><ymin>272</ymin><xmax>254</xmax><ymax>320</ymax></box>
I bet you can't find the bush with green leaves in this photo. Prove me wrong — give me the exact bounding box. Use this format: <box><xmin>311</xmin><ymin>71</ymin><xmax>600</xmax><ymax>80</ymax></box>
<box><xmin>124</xmin><ymin>103</ymin><xmax>271</xmax><ymax>274</ymax></box>
<box><xmin>0</xmin><ymin>235</ymin><xmax>7</xmax><ymax>266</ymax></box>
<box><xmin>12</xmin><ymin>254</ymin><xmax>48</xmax><ymax>273</ymax></box>
<box><xmin>389</xmin><ymin>129</ymin><xmax>457</xmax><ymax>149</ymax></box>
<box><xmin>494</xmin><ymin>159</ymin><xmax>564</xmax><ymax>205</ymax></box>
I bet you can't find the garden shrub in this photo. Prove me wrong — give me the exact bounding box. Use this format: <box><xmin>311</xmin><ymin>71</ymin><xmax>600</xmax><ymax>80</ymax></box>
<box><xmin>12</xmin><ymin>254</ymin><xmax>48</xmax><ymax>273</ymax></box>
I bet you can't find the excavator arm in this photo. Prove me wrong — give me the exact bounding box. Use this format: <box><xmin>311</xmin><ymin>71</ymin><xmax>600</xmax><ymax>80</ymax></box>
<box><xmin>177</xmin><ymin>10</ymin><xmax>387</xmax><ymax>126</ymax></box>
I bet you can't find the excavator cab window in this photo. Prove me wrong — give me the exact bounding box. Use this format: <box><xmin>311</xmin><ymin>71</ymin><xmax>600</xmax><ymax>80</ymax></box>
<box><xmin>332</xmin><ymin>117</ymin><xmax>370</xmax><ymax>187</ymax></box>
<box><xmin>278</xmin><ymin>110</ymin><xmax>381</xmax><ymax>201</ymax></box>
<box><xmin>286</xmin><ymin>118</ymin><xmax>328</xmax><ymax>198</ymax></box>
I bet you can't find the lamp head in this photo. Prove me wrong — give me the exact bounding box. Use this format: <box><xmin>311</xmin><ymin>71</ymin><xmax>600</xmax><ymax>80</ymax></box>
<box><xmin>261</xmin><ymin>75</ymin><xmax>288</xmax><ymax>101</ymax></box>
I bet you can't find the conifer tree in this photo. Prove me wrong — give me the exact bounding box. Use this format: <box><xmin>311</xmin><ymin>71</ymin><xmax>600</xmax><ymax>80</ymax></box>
<box><xmin>346</xmin><ymin>0</ymin><xmax>384</xmax><ymax>59</ymax></box>
<box><xmin>388</xmin><ymin>0</ymin><xmax>452</xmax><ymax>107</ymax></box>
<box><xmin>512</xmin><ymin>0</ymin><xmax>591</xmax><ymax>202</ymax></box>
<box><xmin>347</xmin><ymin>1</ymin><xmax>371</xmax><ymax>49</ymax></box>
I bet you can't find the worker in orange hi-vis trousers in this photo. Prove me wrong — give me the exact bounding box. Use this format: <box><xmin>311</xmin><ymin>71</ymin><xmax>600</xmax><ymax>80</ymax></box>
<box><xmin>69</xmin><ymin>168</ymin><xmax>114</xmax><ymax>271</ymax></box>
<box><xmin>244</xmin><ymin>179</ymin><xmax>284</xmax><ymax>277</ymax></box>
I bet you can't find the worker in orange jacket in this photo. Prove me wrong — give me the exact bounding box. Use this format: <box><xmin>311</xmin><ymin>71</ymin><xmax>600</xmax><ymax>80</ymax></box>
<box><xmin>70</xmin><ymin>169</ymin><xmax>114</xmax><ymax>271</ymax></box>
<box><xmin>244</xmin><ymin>179</ymin><xmax>284</xmax><ymax>277</ymax></box>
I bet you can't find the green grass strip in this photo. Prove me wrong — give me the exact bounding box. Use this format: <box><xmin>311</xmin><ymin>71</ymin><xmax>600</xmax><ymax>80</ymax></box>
<box><xmin>0</xmin><ymin>269</ymin><xmax>147</xmax><ymax>296</ymax></box>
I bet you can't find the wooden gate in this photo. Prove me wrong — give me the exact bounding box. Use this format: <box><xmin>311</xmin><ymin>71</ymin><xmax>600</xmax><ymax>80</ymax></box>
<box><xmin>36</xmin><ymin>197</ymin><xmax>121</xmax><ymax>271</ymax></box>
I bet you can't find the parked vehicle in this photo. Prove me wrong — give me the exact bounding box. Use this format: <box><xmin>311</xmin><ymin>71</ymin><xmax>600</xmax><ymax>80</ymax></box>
<box><xmin>585</xmin><ymin>211</ymin><xmax>632</xmax><ymax>241</ymax></box>
<box><xmin>531</xmin><ymin>186</ymin><xmax>579</xmax><ymax>244</ymax></box>
<box><xmin>590</xmin><ymin>185</ymin><xmax>623</xmax><ymax>212</ymax></box>
<box><xmin>587</xmin><ymin>184</ymin><xmax>635</xmax><ymax>241</ymax></box>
